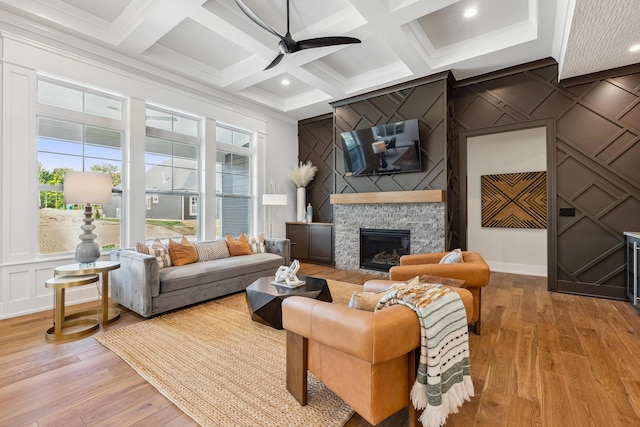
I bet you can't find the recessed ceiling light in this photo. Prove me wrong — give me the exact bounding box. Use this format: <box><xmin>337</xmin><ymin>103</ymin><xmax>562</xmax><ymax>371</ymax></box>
<box><xmin>464</xmin><ymin>8</ymin><xmax>477</xmax><ymax>18</ymax></box>
<box><xmin>281</xmin><ymin>79</ymin><xmax>290</xmax><ymax>86</ymax></box>
<box><xmin>630</xmin><ymin>44</ymin><xmax>640</xmax><ymax>53</ymax></box>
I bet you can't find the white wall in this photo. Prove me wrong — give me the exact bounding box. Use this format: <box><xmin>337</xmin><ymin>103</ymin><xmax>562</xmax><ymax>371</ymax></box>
<box><xmin>467</xmin><ymin>127</ymin><xmax>547</xmax><ymax>276</ymax></box>
<box><xmin>0</xmin><ymin>32</ymin><xmax>298</xmax><ymax>319</ymax></box>
<box><xmin>263</xmin><ymin>119</ymin><xmax>298</xmax><ymax>238</ymax></box>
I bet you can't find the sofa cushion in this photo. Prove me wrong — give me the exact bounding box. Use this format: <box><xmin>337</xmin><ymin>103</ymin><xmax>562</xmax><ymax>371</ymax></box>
<box><xmin>168</xmin><ymin>237</ymin><xmax>198</xmax><ymax>266</ymax></box>
<box><xmin>226</xmin><ymin>233</ymin><xmax>252</xmax><ymax>256</ymax></box>
<box><xmin>158</xmin><ymin>252</ymin><xmax>283</xmax><ymax>294</ymax></box>
<box><xmin>140</xmin><ymin>238</ymin><xmax>172</xmax><ymax>268</ymax></box>
<box><xmin>248</xmin><ymin>233</ymin><xmax>267</xmax><ymax>253</ymax></box>
<box><xmin>194</xmin><ymin>241</ymin><xmax>230</xmax><ymax>261</ymax></box>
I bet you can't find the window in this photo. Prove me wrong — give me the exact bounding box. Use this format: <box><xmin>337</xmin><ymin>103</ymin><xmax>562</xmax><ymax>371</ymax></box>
<box><xmin>217</xmin><ymin>126</ymin><xmax>251</xmax><ymax>148</ymax></box>
<box><xmin>216</xmin><ymin>125</ymin><xmax>253</xmax><ymax>237</ymax></box>
<box><xmin>146</xmin><ymin>106</ymin><xmax>199</xmax><ymax>137</ymax></box>
<box><xmin>145</xmin><ymin>106</ymin><xmax>201</xmax><ymax>241</ymax></box>
<box><xmin>37</xmin><ymin>78</ymin><xmax>124</xmax><ymax>255</ymax></box>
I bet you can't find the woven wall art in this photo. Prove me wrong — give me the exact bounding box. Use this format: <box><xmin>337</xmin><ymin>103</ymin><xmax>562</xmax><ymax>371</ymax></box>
<box><xmin>481</xmin><ymin>171</ymin><xmax>546</xmax><ymax>228</ymax></box>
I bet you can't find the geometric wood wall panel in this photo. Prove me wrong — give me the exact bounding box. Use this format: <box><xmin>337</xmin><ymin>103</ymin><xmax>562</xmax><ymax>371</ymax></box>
<box><xmin>299</xmin><ymin>58</ymin><xmax>640</xmax><ymax>300</ymax></box>
<box><xmin>481</xmin><ymin>171</ymin><xmax>547</xmax><ymax>228</ymax></box>
<box><xmin>298</xmin><ymin>115</ymin><xmax>334</xmax><ymax>223</ymax></box>
<box><xmin>332</xmin><ymin>76</ymin><xmax>449</xmax><ymax>198</ymax></box>
<box><xmin>454</xmin><ymin>59</ymin><xmax>640</xmax><ymax>299</ymax></box>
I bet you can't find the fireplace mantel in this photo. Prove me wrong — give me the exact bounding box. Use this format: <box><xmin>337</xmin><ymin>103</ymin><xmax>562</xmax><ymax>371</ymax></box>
<box><xmin>330</xmin><ymin>190</ymin><xmax>444</xmax><ymax>205</ymax></box>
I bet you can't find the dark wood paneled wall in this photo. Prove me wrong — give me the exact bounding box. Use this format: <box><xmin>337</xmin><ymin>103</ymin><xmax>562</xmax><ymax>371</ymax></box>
<box><xmin>453</xmin><ymin>60</ymin><xmax>640</xmax><ymax>299</ymax></box>
<box><xmin>297</xmin><ymin>114</ymin><xmax>334</xmax><ymax>223</ymax></box>
<box><xmin>332</xmin><ymin>76</ymin><xmax>450</xmax><ymax>201</ymax></box>
<box><xmin>298</xmin><ymin>58</ymin><xmax>640</xmax><ymax>300</ymax></box>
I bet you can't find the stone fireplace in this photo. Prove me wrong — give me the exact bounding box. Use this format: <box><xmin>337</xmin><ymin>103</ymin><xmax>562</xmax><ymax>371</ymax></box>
<box><xmin>331</xmin><ymin>190</ymin><xmax>446</xmax><ymax>274</ymax></box>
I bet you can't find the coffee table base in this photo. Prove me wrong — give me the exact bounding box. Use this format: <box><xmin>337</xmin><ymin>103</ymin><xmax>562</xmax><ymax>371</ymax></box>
<box><xmin>246</xmin><ymin>276</ymin><xmax>332</xmax><ymax>329</ymax></box>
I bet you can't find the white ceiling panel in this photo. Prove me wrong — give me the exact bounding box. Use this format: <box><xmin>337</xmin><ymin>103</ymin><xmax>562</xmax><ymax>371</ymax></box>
<box><xmin>0</xmin><ymin>0</ymin><xmax>637</xmax><ymax>120</ymax></box>
<box><xmin>418</xmin><ymin>0</ymin><xmax>530</xmax><ymax>49</ymax></box>
<box><xmin>317</xmin><ymin>36</ymin><xmax>400</xmax><ymax>79</ymax></box>
<box><xmin>156</xmin><ymin>18</ymin><xmax>251</xmax><ymax>70</ymax></box>
<box><xmin>253</xmin><ymin>73</ymin><xmax>313</xmax><ymax>98</ymax></box>
<box><xmin>59</xmin><ymin>0</ymin><xmax>133</xmax><ymax>23</ymax></box>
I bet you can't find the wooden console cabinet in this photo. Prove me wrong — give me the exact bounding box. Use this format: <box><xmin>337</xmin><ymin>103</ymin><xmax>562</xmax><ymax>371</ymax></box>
<box><xmin>286</xmin><ymin>222</ymin><xmax>334</xmax><ymax>265</ymax></box>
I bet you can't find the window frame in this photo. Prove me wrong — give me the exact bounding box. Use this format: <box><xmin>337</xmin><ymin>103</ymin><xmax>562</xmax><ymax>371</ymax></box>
<box><xmin>215</xmin><ymin>124</ymin><xmax>255</xmax><ymax>238</ymax></box>
<box><xmin>36</xmin><ymin>76</ymin><xmax>126</xmax><ymax>258</ymax></box>
<box><xmin>144</xmin><ymin>104</ymin><xmax>203</xmax><ymax>241</ymax></box>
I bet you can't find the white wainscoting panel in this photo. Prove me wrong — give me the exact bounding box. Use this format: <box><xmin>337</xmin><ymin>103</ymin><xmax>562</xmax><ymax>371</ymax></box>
<box><xmin>1</xmin><ymin>261</ymin><xmax>100</xmax><ymax>319</ymax></box>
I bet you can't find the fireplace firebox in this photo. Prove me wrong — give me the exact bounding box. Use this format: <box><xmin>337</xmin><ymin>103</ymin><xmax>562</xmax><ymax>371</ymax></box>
<box><xmin>360</xmin><ymin>228</ymin><xmax>410</xmax><ymax>272</ymax></box>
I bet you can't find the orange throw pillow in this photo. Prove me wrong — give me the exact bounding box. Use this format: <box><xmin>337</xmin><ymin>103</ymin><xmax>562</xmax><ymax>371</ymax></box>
<box><xmin>168</xmin><ymin>237</ymin><xmax>198</xmax><ymax>266</ymax></box>
<box><xmin>225</xmin><ymin>233</ymin><xmax>253</xmax><ymax>256</ymax></box>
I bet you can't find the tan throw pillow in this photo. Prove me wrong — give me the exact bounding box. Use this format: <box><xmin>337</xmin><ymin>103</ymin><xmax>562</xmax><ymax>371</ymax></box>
<box><xmin>248</xmin><ymin>232</ymin><xmax>267</xmax><ymax>253</ymax></box>
<box><xmin>439</xmin><ymin>248</ymin><xmax>464</xmax><ymax>264</ymax></box>
<box><xmin>150</xmin><ymin>238</ymin><xmax>172</xmax><ymax>269</ymax></box>
<box><xmin>226</xmin><ymin>233</ymin><xmax>253</xmax><ymax>256</ymax></box>
<box><xmin>348</xmin><ymin>291</ymin><xmax>387</xmax><ymax>311</ymax></box>
<box><xmin>348</xmin><ymin>276</ymin><xmax>420</xmax><ymax>311</ymax></box>
<box><xmin>168</xmin><ymin>237</ymin><xmax>198</xmax><ymax>266</ymax></box>
<box><xmin>193</xmin><ymin>241</ymin><xmax>230</xmax><ymax>261</ymax></box>
<box><xmin>136</xmin><ymin>242</ymin><xmax>151</xmax><ymax>255</ymax></box>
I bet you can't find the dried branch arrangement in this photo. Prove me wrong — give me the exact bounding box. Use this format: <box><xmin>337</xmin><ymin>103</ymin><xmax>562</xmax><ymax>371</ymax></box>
<box><xmin>288</xmin><ymin>160</ymin><xmax>318</xmax><ymax>188</ymax></box>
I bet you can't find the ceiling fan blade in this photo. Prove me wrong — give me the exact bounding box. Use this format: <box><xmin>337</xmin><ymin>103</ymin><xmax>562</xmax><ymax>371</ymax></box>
<box><xmin>264</xmin><ymin>53</ymin><xmax>285</xmax><ymax>70</ymax></box>
<box><xmin>235</xmin><ymin>0</ymin><xmax>284</xmax><ymax>40</ymax></box>
<box><xmin>298</xmin><ymin>36</ymin><xmax>361</xmax><ymax>50</ymax></box>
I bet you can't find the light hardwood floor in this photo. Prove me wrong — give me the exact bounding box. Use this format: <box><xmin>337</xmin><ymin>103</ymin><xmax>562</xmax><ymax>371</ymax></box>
<box><xmin>2</xmin><ymin>264</ymin><xmax>640</xmax><ymax>426</ymax></box>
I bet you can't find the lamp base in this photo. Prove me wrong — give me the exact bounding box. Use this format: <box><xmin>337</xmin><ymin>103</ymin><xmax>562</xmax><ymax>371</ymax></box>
<box><xmin>75</xmin><ymin>241</ymin><xmax>101</xmax><ymax>265</ymax></box>
<box><xmin>379</xmin><ymin>153</ymin><xmax>388</xmax><ymax>169</ymax></box>
<box><xmin>75</xmin><ymin>205</ymin><xmax>101</xmax><ymax>265</ymax></box>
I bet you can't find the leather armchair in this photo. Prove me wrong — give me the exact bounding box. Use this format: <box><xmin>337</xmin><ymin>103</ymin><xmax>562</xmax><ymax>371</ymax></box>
<box><xmin>281</xmin><ymin>285</ymin><xmax>473</xmax><ymax>426</ymax></box>
<box><xmin>389</xmin><ymin>251</ymin><xmax>490</xmax><ymax>334</ymax></box>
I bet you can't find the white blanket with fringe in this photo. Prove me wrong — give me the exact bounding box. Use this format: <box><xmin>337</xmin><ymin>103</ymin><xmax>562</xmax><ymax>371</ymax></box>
<box><xmin>376</xmin><ymin>283</ymin><xmax>474</xmax><ymax>427</ymax></box>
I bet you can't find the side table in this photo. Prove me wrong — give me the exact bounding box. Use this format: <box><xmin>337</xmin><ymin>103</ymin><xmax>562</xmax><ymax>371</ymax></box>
<box><xmin>54</xmin><ymin>260</ymin><xmax>121</xmax><ymax>325</ymax></box>
<box><xmin>45</xmin><ymin>274</ymin><xmax>101</xmax><ymax>341</ymax></box>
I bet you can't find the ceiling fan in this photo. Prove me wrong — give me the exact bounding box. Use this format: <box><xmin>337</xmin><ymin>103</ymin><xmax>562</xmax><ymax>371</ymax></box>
<box><xmin>235</xmin><ymin>0</ymin><xmax>361</xmax><ymax>70</ymax></box>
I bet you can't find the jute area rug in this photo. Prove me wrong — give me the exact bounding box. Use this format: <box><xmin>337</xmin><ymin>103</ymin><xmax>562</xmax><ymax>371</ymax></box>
<box><xmin>96</xmin><ymin>279</ymin><xmax>361</xmax><ymax>427</ymax></box>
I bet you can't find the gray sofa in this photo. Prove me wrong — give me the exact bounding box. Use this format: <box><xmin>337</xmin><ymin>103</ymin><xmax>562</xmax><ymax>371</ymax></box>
<box><xmin>109</xmin><ymin>238</ymin><xmax>290</xmax><ymax>317</ymax></box>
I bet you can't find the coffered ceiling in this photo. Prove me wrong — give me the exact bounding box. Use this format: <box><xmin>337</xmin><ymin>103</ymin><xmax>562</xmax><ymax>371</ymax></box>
<box><xmin>0</xmin><ymin>0</ymin><xmax>638</xmax><ymax>121</ymax></box>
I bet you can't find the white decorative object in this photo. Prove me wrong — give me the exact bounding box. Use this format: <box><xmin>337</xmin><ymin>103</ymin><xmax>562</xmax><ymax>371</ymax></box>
<box><xmin>305</xmin><ymin>203</ymin><xmax>313</xmax><ymax>223</ymax></box>
<box><xmin>288</xmin><ymin>161</ymin><xmax>317</xmax><ymax>223</ymax></box>
<box><xmin>297</xmin><ymin>187</ymin><xmax>306</xmax><ymax>221</ymax></box>
<box><xmin>272</xmin><ymin>260</ymin><xmax>305</xmax><ymax>287</ymax></box>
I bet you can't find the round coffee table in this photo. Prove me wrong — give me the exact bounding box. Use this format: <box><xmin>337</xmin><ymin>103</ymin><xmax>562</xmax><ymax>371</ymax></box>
<box><xmin>245</xmin><ymin>275</ymin><xmax>332</xmax><ymax>329</ymax></box>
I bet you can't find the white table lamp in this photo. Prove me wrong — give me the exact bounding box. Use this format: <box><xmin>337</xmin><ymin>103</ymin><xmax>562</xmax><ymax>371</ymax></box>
<box><xmin>64</xmin><ymin>171</ymin><xmax>113</xmax><ymax>265</ymax></box>
<box><xmin>262</xmin><ymin>181</ymin><xmax>288</xmax><ymax>237</ymax></box>
<box><xmin>372</xmin><ymin>140</ymin><xmax>388</xmax><ymax>169</ymax></box>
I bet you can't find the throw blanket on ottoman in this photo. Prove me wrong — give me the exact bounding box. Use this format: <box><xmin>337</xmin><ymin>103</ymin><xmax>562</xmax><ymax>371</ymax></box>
<box><xmin>376</xmin><ymin>283</ymin><xmax>474</xmax><ymax>427</ymax></box>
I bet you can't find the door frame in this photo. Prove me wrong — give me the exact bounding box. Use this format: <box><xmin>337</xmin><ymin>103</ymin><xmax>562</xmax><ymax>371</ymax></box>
<box><xmin>458</xmin><ymin>118</ymin><xmax>556</xmax><ymax>290</ymax></box>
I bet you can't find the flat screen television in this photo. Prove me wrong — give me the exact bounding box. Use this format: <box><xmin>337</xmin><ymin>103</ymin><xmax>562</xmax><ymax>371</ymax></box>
<box><xmin>340</xmin><ymin>118</ymin><xmax>421</xmax><ymax>177</ymax></box>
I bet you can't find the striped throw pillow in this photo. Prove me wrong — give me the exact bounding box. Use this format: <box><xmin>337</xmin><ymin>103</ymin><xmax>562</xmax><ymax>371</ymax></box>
<box><xmin>248</xmin><ymin>233</ymin><xmax>267</xmax><ymax>253</ymax></box>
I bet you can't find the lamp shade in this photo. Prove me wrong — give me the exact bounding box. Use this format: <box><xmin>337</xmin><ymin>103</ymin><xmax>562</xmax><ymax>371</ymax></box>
<box><xmin>263</xmin><ymin>194</ymin><xmax>288</xmax><ymax>206</ymax></box>
<box><xmin>372</xmin><ymin>140</ymin><xmax>387</xmax><ymax>154</ymax></box>
<box><xmin>64</xmin><ymin>171</ymin><xmax>113</xmax><ymax>205</ymax></box>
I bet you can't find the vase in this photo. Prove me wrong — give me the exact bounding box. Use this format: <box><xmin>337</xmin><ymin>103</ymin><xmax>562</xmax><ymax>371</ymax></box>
<box><xmin>297</xmin><ymin>187</ymin><xmax>306</xmax><ymax>222</ymax></box>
